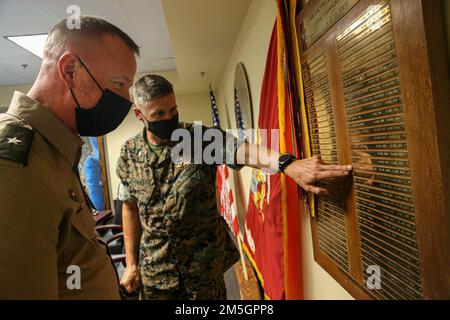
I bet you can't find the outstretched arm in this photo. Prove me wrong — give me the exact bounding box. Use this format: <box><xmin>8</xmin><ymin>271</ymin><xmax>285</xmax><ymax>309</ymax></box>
<box><xmin>235</xmin><ymin>142</ymin><xmax>352</xmax><ymax>195</ymax></box>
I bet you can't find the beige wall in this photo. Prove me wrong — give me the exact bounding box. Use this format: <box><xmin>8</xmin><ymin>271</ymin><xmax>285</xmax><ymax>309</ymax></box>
<box><xmin>0</xmin><ymin>84</ymin><xmax>32</xmax><ymax>108</ymax></box>
<box><xmin>105</xmin><ymin>91</ymin><xmax>212</xmax><ymax>200</ymax></box>
<box><xmin>216</xmin><ymin>0</ymin><xmax>353</xmax><ymax>300</ymax></box>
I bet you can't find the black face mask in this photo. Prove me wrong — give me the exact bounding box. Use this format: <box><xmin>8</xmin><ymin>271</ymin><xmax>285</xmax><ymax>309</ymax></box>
<box><xmin>70</xmin><ymin>58</ymin><xmax>133</xmax><ymax>137</ymax></box>
<box><xmin>142</xmin><ymin>113</ymin><xmax>179</xmax><ymax>140</ymax></box>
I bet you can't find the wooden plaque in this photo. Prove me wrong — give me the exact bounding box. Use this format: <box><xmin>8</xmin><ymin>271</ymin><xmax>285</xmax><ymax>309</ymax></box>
<box><xmin>297</xmin><ymin>0</ymin><xmax>450</xmax><ymax>299</ymax></box>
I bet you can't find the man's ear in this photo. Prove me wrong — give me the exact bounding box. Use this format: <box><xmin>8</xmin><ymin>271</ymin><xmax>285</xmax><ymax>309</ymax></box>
<box><xmin>58</xmin><ymin>53</ymin><xmax>78</xmax><ymax>88</ymax></box>
<box><xmin>133</xmin><ymin>106</ymin><xmax>142</xmax><ymax>120</ymax></box>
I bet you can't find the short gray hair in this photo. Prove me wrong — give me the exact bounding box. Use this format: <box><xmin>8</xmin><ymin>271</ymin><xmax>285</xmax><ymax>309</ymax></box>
<box><xmin>133</xmin><ymin>74</ymin><xmax>174</xmax><ymax>104</ymax></box>
<box><xmin>44</xmin><ymin>15</ymin><xmax>140</xmax><ymax>61</ymax></box>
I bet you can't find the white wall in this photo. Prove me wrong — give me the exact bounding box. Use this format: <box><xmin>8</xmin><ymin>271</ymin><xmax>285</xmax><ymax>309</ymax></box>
<box><xmin>216</xmin><ymin>0</ymin><xmax>353</xmax><ymax>300</ymax></box>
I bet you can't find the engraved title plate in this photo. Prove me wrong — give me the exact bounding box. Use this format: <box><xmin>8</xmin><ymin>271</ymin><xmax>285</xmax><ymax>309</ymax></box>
<box><xmin>300</xmin><ymin>0</ymin><xmax>360</xmax><ymax>49</ymax></box>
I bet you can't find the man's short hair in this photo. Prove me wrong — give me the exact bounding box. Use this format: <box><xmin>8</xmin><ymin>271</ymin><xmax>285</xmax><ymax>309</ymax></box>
<box><xmin>133</xmin><ymin>74</ymin><xmax>174</xmax><ymax>104</ymax></box>
<box><xmin>44</xmin><ymin>15</ymin><xmax>140</xmax><ymax>61</ymax></box>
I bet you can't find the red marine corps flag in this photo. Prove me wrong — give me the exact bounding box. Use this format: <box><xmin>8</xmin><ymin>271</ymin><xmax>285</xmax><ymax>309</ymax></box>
<box><xmin>243</xmin><ymin>0</ymin><xmax>303</xmax><ymax>300</ymax></box>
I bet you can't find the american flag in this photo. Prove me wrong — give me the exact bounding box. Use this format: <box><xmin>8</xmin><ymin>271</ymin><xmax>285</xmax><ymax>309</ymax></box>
<box><xmin>210</xmin><ymin>89</ymin><xmax>221</xmax><ymax>128</ymax></box>
<box><xmin>210</xmin><ymin>89</ymin><xmax>239</xmax><ymax>236</ymax></box>
<box><xmin>234</xmin><ymin>89</ymin><xmax>248</xmax><ymax>141</ymax></box>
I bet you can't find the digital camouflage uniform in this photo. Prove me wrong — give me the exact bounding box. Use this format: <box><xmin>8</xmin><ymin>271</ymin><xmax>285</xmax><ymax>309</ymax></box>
<box><xmin>116</xmin><ymin>123</ymin><xmax>242</xmax><ymax>300</ymax></box>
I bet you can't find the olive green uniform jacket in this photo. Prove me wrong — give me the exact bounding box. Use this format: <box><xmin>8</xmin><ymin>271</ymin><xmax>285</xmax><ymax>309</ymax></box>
<box><xmin>0</xmin><ymin>92</ymin><xmax>120</xmax><ymax>299</ymax></box>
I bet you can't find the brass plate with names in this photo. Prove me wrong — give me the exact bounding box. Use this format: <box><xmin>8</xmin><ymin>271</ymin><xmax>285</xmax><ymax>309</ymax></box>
<box><xmin>337</xmin><ymin>0</ymin><xmax>423</xmax><ymax>299</ymax></box>
<box><xmin>303</xmin><ymin>53</ymin><xmax>350</xmax><ymax>272</ymax></box>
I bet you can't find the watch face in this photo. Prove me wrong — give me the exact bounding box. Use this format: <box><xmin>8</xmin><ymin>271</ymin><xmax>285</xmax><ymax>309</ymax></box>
<box><xmin>279</xmin><ymin>154</ymin><xmax>293</xmax><ymax>173</ymax></box>
<box><xmin>280</xmin><ymin>154</ymin><xmax>291</xmax><ymax>163</ymax></box>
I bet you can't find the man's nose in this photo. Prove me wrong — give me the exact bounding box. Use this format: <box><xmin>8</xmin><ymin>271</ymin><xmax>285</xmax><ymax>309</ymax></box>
<box><xmin>115</xmin><ymin>89</ymin><xmax>131</xmax><ymax>101</ymax></box>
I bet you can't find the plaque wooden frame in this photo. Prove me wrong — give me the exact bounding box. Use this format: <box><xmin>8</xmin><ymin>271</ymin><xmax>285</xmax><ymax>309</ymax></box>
<box><xmin>296</xmin><ymin>0</ymin><xmax>450</xmax><ymax>299</ymax></box>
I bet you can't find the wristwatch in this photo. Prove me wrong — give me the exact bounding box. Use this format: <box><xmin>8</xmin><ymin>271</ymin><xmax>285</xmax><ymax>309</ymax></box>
<box><xmin>278</xmin><ymin>153</ymin><xmax>296</xmax><ymax>173</ymax></box>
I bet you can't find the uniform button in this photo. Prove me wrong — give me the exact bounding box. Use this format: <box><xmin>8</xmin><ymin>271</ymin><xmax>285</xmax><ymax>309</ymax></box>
<box><xmin>75</xmin><ymin>203</ymin><xmax>85</xmax><ymax>214</ymax></box>
<box><xmin>68</xmin><ymin>190</ymin><xmax>78</xmax><ymax>202</ymax></box>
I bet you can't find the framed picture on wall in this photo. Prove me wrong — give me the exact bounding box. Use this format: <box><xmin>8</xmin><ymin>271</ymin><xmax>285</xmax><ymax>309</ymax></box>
<box><xmin>78</xmin><ymin>136</ymin><xmax>111</xmax><ymax>211</ymax></box>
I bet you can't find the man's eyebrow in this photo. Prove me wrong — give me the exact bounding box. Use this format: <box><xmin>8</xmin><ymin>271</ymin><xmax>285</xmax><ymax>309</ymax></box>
<box><xmin>113</xmin><ymin>75</ymin><xmax>132</xmax><ymax>84</ymax></box>
<box><xmin>150</xmin><ymin>108</ymin><xmax>164</xmax><ymax>116</ymax></box>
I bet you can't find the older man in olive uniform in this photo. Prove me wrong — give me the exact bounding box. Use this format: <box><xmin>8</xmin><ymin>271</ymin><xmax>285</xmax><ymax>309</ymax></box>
<box><xmin>118</xmin><ymin>75</ymin><xmax>353</xmax><ymax>299</ymax></box>
<box><xmin>0</xmin><ymin>16</ymin><xmax>138</xmax><ymax>299</ymax></box>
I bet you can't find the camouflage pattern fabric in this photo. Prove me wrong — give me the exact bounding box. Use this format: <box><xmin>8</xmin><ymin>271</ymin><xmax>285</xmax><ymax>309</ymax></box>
<box><xmin>140</xmin><ymin>275</ymin><xmax>227</xmax><ymax>300</ymax></box>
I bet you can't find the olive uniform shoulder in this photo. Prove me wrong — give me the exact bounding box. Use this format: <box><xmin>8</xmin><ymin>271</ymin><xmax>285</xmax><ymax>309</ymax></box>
<box><xmin>0</xmin><ymin>122</ymin><xmax>34</xmax><ymax>166</ymax></box>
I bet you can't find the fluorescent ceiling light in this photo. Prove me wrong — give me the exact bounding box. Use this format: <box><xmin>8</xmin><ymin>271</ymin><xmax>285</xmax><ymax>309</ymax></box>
<box><xmin>5</xmin><ymin>34</ymin><xmax>48</xmax><ymax>59</ymax></box>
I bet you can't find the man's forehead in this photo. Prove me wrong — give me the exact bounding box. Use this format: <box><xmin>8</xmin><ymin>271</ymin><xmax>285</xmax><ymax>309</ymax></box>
<box><xmin>96</xmin><ymin>35</ymin><xmax>137</xmax><ymax>73</ymax></box>
<box><xmin>142</xmin><ymin>100</ymin><xmax>165</xmax><ymax>111</ymax></box>
<box><xmin>137</xmin><ymin>97</ymin><xmax>176</xmax><ymax>112</ymax></box>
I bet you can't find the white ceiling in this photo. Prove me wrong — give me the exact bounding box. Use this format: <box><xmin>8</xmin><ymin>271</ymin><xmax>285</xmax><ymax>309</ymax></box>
<box><xmin>0</xmin><ymin>0</ymin><xmax>252</xmax><ymax>94</ymax></box>
<box><xmin>161</xmin><ymin>0</ymin><xmax>252</xmax><ymax>93</ymax></box>
<box><xmin>0</xmin><ymin>0</ymin><xmax>175</xmax><ymax>86</ymax></box>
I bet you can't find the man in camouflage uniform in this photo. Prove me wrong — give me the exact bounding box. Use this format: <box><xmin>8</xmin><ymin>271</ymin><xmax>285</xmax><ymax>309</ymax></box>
<box><xmin>118</xmin><ymin>75</ymin><xmax>353</xmax><ymax>300</ymax></box>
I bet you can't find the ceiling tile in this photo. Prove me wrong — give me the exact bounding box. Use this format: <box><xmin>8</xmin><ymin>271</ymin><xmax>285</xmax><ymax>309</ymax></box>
<box><xmin>150</xmin><ymin>58</ymin><xmax>176</xmax><ymax>72</ymax></box>
<box><xmin>0</xmin><ymin>0</ymin><xmax>53</xmax><ymax>36</ymax></box>
<box><xmin>0</xmin><ymin>38</ymin><xmax>35</xmax><ymax>59</ymax></box>
<box><xmin>34</xmin><ymin>0</ymin><xmax>135</xmax><ymax>35</ymax></box>
<box><xmin>136</xmin><ymin>57</ymin><xmax>154</xmax><ymax>74</ymax></box>
<box><xmin>0</xmin><ymin>71</ymin><xmax>31</xmax><ymax>86</ymax></box>
<box><xmin>0</xmin><ymin>0</ymin><xmax>177</xmax><ymax>86</ymax></box>
<box><xmin>141</xmin><ymin>44</ymin><xmax>173</xmax><ymax>60</ymax></box>
<box><xmin>116</xmin><ymin>0</ymin><xmax>171</xmax><ymax>46</ymax></box>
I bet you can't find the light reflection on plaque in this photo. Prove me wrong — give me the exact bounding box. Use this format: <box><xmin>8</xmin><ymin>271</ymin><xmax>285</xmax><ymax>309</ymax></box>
<box><xmin>300</xmin><ymin>0</ymin><xmax>360</xmax><ymax>49</ymax></box>
<box><xmin>303</xmin><ymin>53</ymin><xmax>350</xmax><ymax>272</ymax></box>
<box><xmin>337</xmin><ymin>0</ymin><xmax>423</xmax><ymax>299</ymax></box>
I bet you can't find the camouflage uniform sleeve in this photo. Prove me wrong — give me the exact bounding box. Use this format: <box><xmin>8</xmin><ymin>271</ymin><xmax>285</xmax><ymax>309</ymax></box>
<box><xmin>116</xmin><ymin>142</ymin><xmax>135</xmax><ymax>200</ymax></box>
<box><xmin>118</xmin><ymin>181</ymin><xmax>137</xmax><ymax>203</ymax></box>
<box><xmin>201</xmin><ymin>125</ymin><xmax>245</xmax><ymax>170</ymax></box>
<box><xmin>220</xmin><ymin>127</ymin><xmax>245</xmax><ymax>170</ymax></box>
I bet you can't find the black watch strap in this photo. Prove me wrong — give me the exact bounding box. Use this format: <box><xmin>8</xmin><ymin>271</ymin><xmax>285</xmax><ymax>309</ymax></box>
<box><xmin>278</xmin><ymin>153</ymin><xmax>296</xmax><ymax>173</ymax></box>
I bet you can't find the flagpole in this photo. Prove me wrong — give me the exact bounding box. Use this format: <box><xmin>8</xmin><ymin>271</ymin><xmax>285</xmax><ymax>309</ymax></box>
<box><xmin>230</xmin><ymin>167</ymin><xmax>250</xmax><ymax>282</ymax></box>
<box><xmin>236</xmin><ymin>231</ymin><xmax>248</xmax><ymax>281</ymax></box>
<box><xmin>208</xmin><ymin>87</ymin><xmax>249</xmax><ymax>283</ymax></box>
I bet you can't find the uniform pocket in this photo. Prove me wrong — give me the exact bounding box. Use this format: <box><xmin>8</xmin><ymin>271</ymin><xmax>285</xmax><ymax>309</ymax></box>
<box><xmin>173</xmin><ymin>165</ymin><xmax>206</xmax><ymax>199</ymax></box>
<box><xmin>131</xmin><ymin>177</ymin><xmax>154</xmax><ymax>207</ymax></box>
<box><xmin>173</xmin><ymin>165</ymin><xmax>198</xmax><ymax>189</ymax></box>
<box><xmin>62</xmin><ymin>207</ymin><xmax>110</xmax><ymax>273</ymax></box>
<box><xmin>71</xmin><ymin>209</ymin><xmax>96</xmax><ymax>242</ymax></box>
